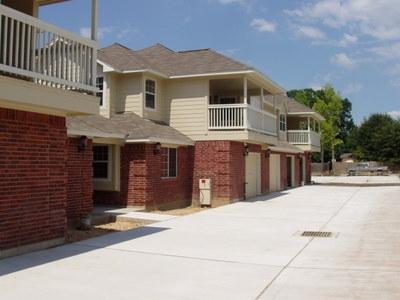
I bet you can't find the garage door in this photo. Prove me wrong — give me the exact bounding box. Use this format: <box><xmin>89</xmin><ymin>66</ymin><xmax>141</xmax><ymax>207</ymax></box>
<box><xmin>269</xmin><ymin>154</ymin><xmax>281</xmax><ymax>192</ymax></box>
<box><xmin>245</xmin><ymin>152</ymin><xmax>261</xmax><ymax>199</ymax></box>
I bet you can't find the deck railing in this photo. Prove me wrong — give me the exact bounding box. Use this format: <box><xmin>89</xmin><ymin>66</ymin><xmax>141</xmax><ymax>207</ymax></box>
<box><xmin>208</xmin><ymin>104</ymin><xmax>277</xmax><ymax>136</ymax></box>
<box><xmin>288</xmin><ymin>130</ymin><xmax>321</xmax><ymax>147</ymax></box>
<box><xmin>0</xmin><ymin>4</ymin><xmax>98</xmax><ymax>94</ymax></box>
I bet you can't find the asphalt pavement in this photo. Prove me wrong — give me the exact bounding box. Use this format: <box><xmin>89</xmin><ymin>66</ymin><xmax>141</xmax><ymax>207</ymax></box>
<box><xmin>1</xmin><ymin>175</ymin><xmax>400</xmax><ymax>299</ymax></box>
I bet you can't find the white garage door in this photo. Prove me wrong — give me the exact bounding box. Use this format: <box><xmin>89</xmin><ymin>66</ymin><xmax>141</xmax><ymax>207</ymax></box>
<box><xmin>245</xmin><ymin>152</ymin><xmax>261</xmax><ymax>199</ymax></box>
<box><xmin>269</xmin><ymin>154</ymin><xmax>281</xmax><ymax>192</ymax></box>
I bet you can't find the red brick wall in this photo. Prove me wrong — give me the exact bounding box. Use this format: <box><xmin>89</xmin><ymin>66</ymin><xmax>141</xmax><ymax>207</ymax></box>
<box><xmin>93</xmin><ymin>144</ymin><xmax>194</xmax><ymax>209</ymax></box>
<box><xmin>192</xmin><ymin>141</ymin><xmax>246</xmax><ymax>205</ymax></box>
<box><xmin>0</xmin><ymin>108</ymin><xmax>67</xmax><ymax>251</ymax></box>
<box><xmin>66</xmin><ymin>137</ymin><xmax>93</xmax><ymax>218</ymax></box>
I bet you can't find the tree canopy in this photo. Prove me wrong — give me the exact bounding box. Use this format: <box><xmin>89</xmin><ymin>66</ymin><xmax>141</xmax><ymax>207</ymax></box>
<box><xmin>351</xmin><ymin>113</ymin><xmax>400</xmax><ymax>165</ymax></box>
<box><xmin>287</xmin><ymin>84</ymin><xmax>354</xmax><ymax>162</ymax></box>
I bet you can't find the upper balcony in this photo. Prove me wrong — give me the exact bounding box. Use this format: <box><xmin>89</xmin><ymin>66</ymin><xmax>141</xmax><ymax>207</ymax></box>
<box><xmin>288</xmin><ymin>130</ymin><xmax>321</xmax><ymax>151</ymax></box>
<box><xmin>0</xmin><ymin>2</ymin><xmax>99</xmax><ymax>116</ymax></box>
<box><xmin>208</xmin><ymin>103</ymin><xmax>277</xmax><ymax>136</ymax></box>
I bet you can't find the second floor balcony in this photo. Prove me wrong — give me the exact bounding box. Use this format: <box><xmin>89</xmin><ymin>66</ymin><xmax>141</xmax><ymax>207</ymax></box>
<box><xmin>288</xmin><ymin>130</ymin><xmax>321</xmax><ymax>151</ymax></box>
<box><xmin>0</xmin><ymin>4</ymin><xmax>98</xmax><ymax>95</ymax></box>
<box><xmin>208</xmin><ymin>104</ymin><xmax>277</xmax><ymax>136</ymax></box>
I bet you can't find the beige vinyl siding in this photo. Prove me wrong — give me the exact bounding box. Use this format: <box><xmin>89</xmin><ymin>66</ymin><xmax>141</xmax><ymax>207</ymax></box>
<box><xmin>143</xmin><ymin>78</ymin><xmax>163</xmax><ymax>121</ymax></box>
<box><xmin>166</xmin><ymin>78</ymin><xmax>208</xmax><ymax>137</ymax></box>
<box><xmin>118</xmin><ymin>74</ymin><xmax>143</xmax><ymax>117</ymax></box>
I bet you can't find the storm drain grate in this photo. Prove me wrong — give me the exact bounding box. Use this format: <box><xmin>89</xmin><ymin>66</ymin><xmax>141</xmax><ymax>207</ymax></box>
<box><xmin>300</xmin><ymin>231</ymin><xmax>333</xmax><ymax>238</ymax></box>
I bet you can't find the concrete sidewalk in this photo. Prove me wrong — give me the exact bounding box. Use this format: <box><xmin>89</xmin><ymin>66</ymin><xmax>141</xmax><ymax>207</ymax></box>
<box><xmin>1</xmin><ymin>177</ymin><xmax>400</xmax><ymax>299</ymax></box>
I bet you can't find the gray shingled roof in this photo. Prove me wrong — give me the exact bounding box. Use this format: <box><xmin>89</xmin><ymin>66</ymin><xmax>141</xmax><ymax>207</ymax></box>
<box><xmin>264</xmin><ymin>95</ymin><xmax>325</xmax><ymax>121</ymax></box>
<box><xmin>98</xmin><ymin>43</ymin><xmax>255</xmax><ymax>77</ymax></box>
<box><xmin>67</xmin><ymin>112</ymin><xmax>194</xmax><ymax>146</ymax></box>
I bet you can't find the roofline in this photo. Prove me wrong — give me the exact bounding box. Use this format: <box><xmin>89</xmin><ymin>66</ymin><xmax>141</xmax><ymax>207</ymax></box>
<box><xmin>67</xmin><ymin>129</ymin><xmax>127</xmax><ymax>139</ymax></box>
<box><xmin>125</xmin><ymin>137</ymin><xmax>195</xmax><ymax>146</ymax></box>
<box><xmin>96</xmin><ymin>59</ymin><xmax>285</xmax><ymax>94</ymax></box>
<box><xmin>288</xmin><ymin>112</ymin><xmax>326</xmax><ymax>121</ymax></box>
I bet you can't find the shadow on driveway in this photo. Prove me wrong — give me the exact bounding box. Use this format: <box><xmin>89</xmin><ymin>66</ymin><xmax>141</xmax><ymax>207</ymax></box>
<box><xmin>0</xmin><ymin>226</ymin><xmax>169</xmax><ymax>276</ymax></box>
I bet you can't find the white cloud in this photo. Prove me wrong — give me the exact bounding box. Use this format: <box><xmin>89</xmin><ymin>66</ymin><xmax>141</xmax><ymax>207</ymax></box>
<box><xmin>80</xmin><ymin>26</ymin><xmax>113</xmax><ymax>40</ymax></box>
<box><xmin>386</xmin><ymin>63</ymin><xmax>400</xmax><ymax>75</ymax></box>
<box><xmin>284</xmin><ymin>0</ymin><xmax>400</xmax><ymax>40</ymax></box>
<box><xmin>293</xmin><ymin>25</ymin><xmax>325</xmax><ymax>39</ymax></box>
<box><xmin>344</xmin><ymin>83</ymin><xmax>363</xmax><ymax>94</ymax></box>
<box><xmin>219</xmin><ymin>48</ymin><xmax>240</xmax><ymax>56</ymax></box>
<box><xmin>309</xmin><ymin>73</ymin><xmax>337</xmax><ymax>90</ymax></box>
<box><xmin>339</xmin><ymin>33</ymin><xmax>358</xmax><ymax>47</ymax></box>
<box><xmin>331</xmin><ymin>53</ymin><xmax>357</xmax><ymax>69</ymax></box>
<box><xmin>390</xmin><ymin>78</ymin><xmax>400</xmax><ymax>87</ymax></box>
<box><xmin>369</xmin><ymin>42</ymin><xmax>400</xmax><ymax>60</ymax></box>
<box><xmin>217</xmin><ymin>0</ymin><xmax>252</xmax><ymax>11</ymax></box>
<box><xmin>250</xmin><ymin>18</ymin><xmax>276</xmax><ymax>32</ymax></box>
<box><xmin>388</xmin><ymin>110</ymin><xmax>400</xmax><ymax>119</ymax></box>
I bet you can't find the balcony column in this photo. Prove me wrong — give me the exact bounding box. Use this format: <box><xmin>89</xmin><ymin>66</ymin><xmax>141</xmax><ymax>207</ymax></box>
<box><xmin>243</xmin><ymin>78</ymin><xmax>248</xmax><ymax>127</ymax></box>
<box><xmin>91</xmin><ymin>0</ymin><xmax>98</xmax><ymax>41</ymax></box>
<box><xmin>91</xmin><ymin>0</ymin><xmax>98</xmax><ymax>89</ymax></box>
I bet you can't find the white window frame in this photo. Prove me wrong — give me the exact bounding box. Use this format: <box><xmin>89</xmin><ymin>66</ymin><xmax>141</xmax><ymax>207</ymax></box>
<box><xmin>161</xmin><ymin>147</ymin><xmax>178</xmax><ymax>178</ymax></box>
<box><xmin>96</xmin><ymin>75</ymin><xmax>106</xmax><ymax>108</ymax></box>
<box><xmin>93</xmin><ymin>145</ymin><xmax>112</xmax><ymax>181</ymax></box>
<box><xmin>145</xmin><ymin>78</ymin><xmax>156</xmax><ymax>110</ymax></box>
<box><xmin>280</xmin><ymin>114</ymin><xmax>286</xmax><ymax>132</ymax></box>
<box><xmin>93</xmin><ymin>144</ymin><xmax>120</xmax><ymax>191</ymax></box>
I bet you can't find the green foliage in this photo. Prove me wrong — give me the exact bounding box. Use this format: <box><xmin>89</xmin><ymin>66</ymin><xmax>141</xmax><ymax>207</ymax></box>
<box><xmin>288</xmin><ymin>84</ymin><xmax>352</xmax><ymax>161</ymax></box>
<box><xmin>352</xmin><ymin>113</ymin><xmax>400</xmax><ymax>165</ymax></box>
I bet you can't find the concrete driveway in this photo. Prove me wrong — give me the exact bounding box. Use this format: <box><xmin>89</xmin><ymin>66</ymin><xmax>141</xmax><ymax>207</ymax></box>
<box><xmin>1</xmin><ymin>175</ymin><xmax>400</xmax><ymax>299</ymax></box>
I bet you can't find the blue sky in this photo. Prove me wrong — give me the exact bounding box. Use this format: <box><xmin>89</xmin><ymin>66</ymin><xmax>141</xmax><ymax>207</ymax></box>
<box><xmin>40</xmin><ymin>0</ymin><xmax>400</xmax><ymax>124</ymax></box>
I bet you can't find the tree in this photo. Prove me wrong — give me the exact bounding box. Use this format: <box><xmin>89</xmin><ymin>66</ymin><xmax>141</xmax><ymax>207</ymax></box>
<box><xmin>287</xmin><ymin>84</ymin><xmax>350</xmax><ymax>163</ymax></box>
<box><xmin>352</xmin><ymin>113</ymin><xmax>400</xmax><ymax>165</ymax></box>
<box><xmin>312</xmin><ymin>85</ymin><xmax>343</xmax><ymax>166</ymax></box>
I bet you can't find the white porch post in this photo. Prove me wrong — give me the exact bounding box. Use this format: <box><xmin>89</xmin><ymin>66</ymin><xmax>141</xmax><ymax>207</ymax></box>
<box><xmin>91</xmin><ymin>0</ymin><xmax>98</xmax><ymax>41</ymax></box>
<box><xmin>91</xmin><ymin>0</ymin><xmax>98</xmax><ymax>89</ymax></box>
<box><xmin>243</xmin><ymin>78</ymin><xmax>248</xmax><ymax>127</ymax></box>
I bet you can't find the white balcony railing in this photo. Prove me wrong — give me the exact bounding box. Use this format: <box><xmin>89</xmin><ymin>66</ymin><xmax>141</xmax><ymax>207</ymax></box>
<box><xmin>288</xmin><ymin>130</ymin><xmax>321</xmax><ymax>147</ymax></box>
<box><xmin>208</xmin><ymin>104</ymin><xmax>277</xmax><ymax>136</ymax></box>
<box><xmin>0</xmin><ymin>4</ymin><xmax>98</xmax><ymax>94</ymax></box>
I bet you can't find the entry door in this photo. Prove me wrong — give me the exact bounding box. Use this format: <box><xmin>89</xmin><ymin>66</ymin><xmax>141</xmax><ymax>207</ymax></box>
<box><xmin>245</xmin><ymin>153</ymin><xmax>261</xmax><ymax>199</ymax></box>
<box><xmin>269</xmin><ymin>154</ymin><xmax>281</xmax><ymax>192</ymax></box>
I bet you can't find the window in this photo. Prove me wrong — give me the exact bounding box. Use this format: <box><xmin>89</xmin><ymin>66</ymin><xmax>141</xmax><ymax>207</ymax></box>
<box><xmin>93</xmin><ymin>145</ymin><xmax>109</xmax><ymax>179</ymax></box>
<box><xmin>145</xmin><ymin>79</ymin><xmax>156</xmax><ymax>109</ymax></box>
<box><xmin>280</xmin><ymin>114</ymin><xmax>286</xmax><ymax>131</ymax></box>
<box><xmin>96</xmin><ymin>76</ymin><xmax>104</xmax><ymax>106</ymax></box>
<box><xmin>161</xmin><ymin>147</ymin><xmax>177</xmax><ymax>178</ymax></box>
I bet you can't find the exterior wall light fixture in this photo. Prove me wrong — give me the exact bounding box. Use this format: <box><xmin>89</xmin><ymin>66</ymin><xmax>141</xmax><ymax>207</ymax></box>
<box><xmin>243</xmin><ymin>143</ymin><xmax>250</xmax><ymax>157</ymax></box>
<box><xmin>78</xmin><ymin>136</ymin><xmax>88</xmax><ymax>152</ymax></box>
<box><xmin>153</xmin><ymin>142</ymin><xmax>161</xmax><ymax>155</ymax></box>
<box><xmin>265</xmin><ymin>149</ymin><xmax>271</xmax><ymax>157</ymax></box>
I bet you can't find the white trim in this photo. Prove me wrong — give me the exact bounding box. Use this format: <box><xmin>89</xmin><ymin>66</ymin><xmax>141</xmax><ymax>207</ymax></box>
<box><xmin>144</xmin><ymin>77</ymin><xmax>157</xmax><ymax>110</ymax></box>
<box><xmin>125</xmin><ymin>137</ymin><xmax>194</xmax><ymax>146</ymax></box>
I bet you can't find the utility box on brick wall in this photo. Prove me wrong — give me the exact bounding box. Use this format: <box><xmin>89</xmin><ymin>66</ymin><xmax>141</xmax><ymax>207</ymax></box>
<box><xmin>199</xmin><ymin>179</ymin><xmax>211</xmax><ymax>206</ymax></box>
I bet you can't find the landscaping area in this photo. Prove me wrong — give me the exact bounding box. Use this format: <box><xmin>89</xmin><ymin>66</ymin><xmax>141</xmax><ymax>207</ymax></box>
<box><xmin>67</xmin><ymin>206</ymin><xmax>211</xmax><ymax>243</ymax></box>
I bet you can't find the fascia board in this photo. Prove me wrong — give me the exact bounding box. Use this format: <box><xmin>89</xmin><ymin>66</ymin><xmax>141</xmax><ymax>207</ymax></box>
<box><xmin>67</xmin><ymin>129</ymin><xmax>126</xmax><ymax>139</ymax></box>
<box><xmin>125</xmin><ymin>137</ymin><xmax>194</xmax><ymax>146</ymax></box>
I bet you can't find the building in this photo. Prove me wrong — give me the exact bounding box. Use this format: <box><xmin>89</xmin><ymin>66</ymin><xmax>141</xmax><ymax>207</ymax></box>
<box><xmin>0</xmin><ymin>0</ymin><xmax>99</xmax><ymax>258</ymax></box>
<box><xmin>71</xmin><ymin>43</ymin><xmax>324</xmax><ymax>210</ymax></box>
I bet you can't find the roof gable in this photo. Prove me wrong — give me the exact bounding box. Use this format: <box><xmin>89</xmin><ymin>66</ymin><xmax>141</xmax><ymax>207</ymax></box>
<box><xmin>98</xmin><ymin>43</ymin><xmax>254</xmax><ymax>77</ymax></box>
